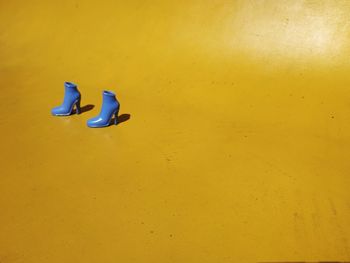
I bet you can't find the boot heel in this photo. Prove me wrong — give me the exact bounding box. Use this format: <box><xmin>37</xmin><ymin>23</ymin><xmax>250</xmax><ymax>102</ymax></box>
<box><xmin>114</xmin><ymin>108</ymin><xmax>119</xmax><ymax>125</ymax></box>
<box><xmin>75</xmin><ymin>99</ymin><xmax>81</xmax><ymax>114</ymax></box>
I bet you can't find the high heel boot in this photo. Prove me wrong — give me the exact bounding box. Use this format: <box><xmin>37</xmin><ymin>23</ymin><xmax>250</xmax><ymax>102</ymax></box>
<box><xmin>51</xmin><ymin>82</ymin><xmax>81</xmax><ymax>116</ymax></box>
<box><xmin>87</xmin><ymin>90</ymin><xmax>120</xmax><ymax>128</ymax></box>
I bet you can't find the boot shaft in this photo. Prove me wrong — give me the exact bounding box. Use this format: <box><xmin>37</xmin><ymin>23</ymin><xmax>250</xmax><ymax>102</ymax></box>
<box><xmin>102</xmin><ymin>90</ymin><xmax>119</xmax><ymax>106</ymax></box>
<box><xmin>64</xmin><ymin>82</ymin><xmax>79</xmax><ymax>95</ymax></box>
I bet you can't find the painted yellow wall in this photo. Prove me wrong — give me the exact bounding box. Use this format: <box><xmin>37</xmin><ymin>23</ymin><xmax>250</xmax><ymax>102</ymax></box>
<box><xmin>1</xmin><ymin>1</ymin><xmax>350</xmax><ymax>262</ymax></box>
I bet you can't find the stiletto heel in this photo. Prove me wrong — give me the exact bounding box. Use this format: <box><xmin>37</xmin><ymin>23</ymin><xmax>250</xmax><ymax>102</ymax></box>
<box><xmin>87</xmin><ymin>90</ymin><xmax>120</xmax><ymax>128</ymax></box>
<box><xmin>114</xmin><ymin>109</ymin><xmax>119</xmax><ymax>125</ymax></box>
<box><xmin>75</xmin><ymin>98</ymin><xmax>81</xmax><ymax>114</ymax></box>
<box><xmin>51</xmin><ymin>82</ymin><xmax>81</xmax><ymax>116</ymax></box>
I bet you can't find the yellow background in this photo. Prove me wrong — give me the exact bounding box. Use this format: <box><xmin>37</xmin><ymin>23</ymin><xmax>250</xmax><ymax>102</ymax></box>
<box><xmin>1</xmin><ymin>0</ymin><xmax>350</xmax><ymax>262</ymax></box>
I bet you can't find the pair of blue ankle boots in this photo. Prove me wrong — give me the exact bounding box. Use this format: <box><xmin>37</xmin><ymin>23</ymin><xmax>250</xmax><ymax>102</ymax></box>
<box><xmin>51</xmin><ymin>82</ymin><xmax>120</xmax><ymax>128</ymax></box>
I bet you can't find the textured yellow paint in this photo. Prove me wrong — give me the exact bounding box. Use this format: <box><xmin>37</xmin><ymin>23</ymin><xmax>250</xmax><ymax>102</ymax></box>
<box><xmin>1</xmin><ymin>1</ymin><xmax>350</xmax><ymax>262</ymax></box>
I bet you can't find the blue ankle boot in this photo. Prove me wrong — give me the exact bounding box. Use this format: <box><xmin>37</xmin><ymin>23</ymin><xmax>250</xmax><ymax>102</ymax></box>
<box><xmin>51</xmin><ymin>82</ymin><xmax>81</xmax><ymax>116</ymax></box>
<box><xmin>87</xmin><ymin>90</ymin><xmax>120</xmax><ymax>128</ymax></box>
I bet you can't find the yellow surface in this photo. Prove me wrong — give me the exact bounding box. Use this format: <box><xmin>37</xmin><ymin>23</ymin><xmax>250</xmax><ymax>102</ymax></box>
<box><xmin>1</xmin><ymin>1</ymin><xmax>350</xmax><ymax>262</ymax></box>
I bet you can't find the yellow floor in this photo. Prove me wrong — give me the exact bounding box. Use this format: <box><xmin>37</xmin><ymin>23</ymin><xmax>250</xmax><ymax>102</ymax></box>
<box><xmin>1</xmin><ymin>1</ymin><xmax>350</xmax><ymax>262</ymax></box>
